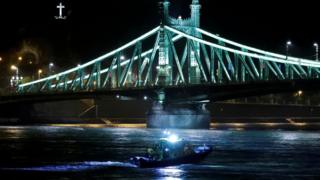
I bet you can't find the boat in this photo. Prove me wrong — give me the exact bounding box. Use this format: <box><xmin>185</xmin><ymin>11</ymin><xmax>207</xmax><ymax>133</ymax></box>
<box><xmin>130</xmin><ymin>133</ymin><xmax>212</xmax><ymax>168</ymax></box>
<box><xmin>130</xmin><ymin>145</ymin><xmax>212</xmax><ymax>168</ymax></box>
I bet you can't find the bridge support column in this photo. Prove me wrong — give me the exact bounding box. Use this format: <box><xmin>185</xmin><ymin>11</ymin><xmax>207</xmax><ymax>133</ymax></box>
<box><xmin>147</xmin><ymin>102</ymin><xmax>211</xmax><ymax>129</ymax></box>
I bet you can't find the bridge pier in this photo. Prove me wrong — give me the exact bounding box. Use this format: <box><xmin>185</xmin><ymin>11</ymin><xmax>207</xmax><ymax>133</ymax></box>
<box><xmin>147</xmin><ymin>102</ymin><xmax>211</xmax><ymax>129</ymax></box>
<box><xmin>0</xmin><ymin>102</ymin><xmax>35</xmax><ymax>124</ymax></box>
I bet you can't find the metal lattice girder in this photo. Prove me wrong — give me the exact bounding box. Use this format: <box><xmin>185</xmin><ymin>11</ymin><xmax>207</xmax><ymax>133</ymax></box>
<box><xmin>165</xmin><ymin>30</ymin><xmax>185</xmax><ymax>84</ymax></box>
<box><xmin>242</xmin><ymin>49</ymin><xmax>260</xmax><ymax>79</ymax></box>
<box><xmin>103</xmin><ymin>57</ymin><xmax>117</xmax><ymax>88</ymax></box>
<box><xmin>271</xmin><ymin>61</ymin><xmax>285</xmax><ymax>80</ymax></box>
<box><xmin>165</xmin><ymin>26</ymin><xmax>320</xmax><ymax>80</ymax></box>
<box><xmin>259</xmin><ymin>59</ymin><xmax>264</xmax><ymax>80</ymax></box>
<box><xmin>215</xmin><ymin>47</ymin><xmax>231</xmax><ymax>81</ymax></box>
<box><xmin>218</xmin><ymin>42</ymin><xmax>235</xmax><ymax>79</ymax></box>
<box><xmin>200</xmin><ymin>30</ymin><xmax>318</xmax><ymax>67</ymax></box>
<box><xmin>239</xmin><ymin>54</ymin><xmax>256</xmax><ymax>81</ymax></box>
<box><xmin>265</xmin><ymin>61</ymin><xmax>280</xmax><ymax>79</ymax></box>
<box><xmin>190</xmin><ymin>40</ymin><xmax>208</xmax><ymax>82</ymax></box>
<box><xmin>200</xmin><ymin>44</ymin><xmax>211</xmax><ymax>72</ymax></box>
<box><xmin>17</xmin><ymin>24</ymin><xmax>320</xmax><ymax>94</ymax></box>
<box><xmin>137</xmin><ymin>42</ymin><xmax>143</xmax><ymax>87</ymax></box>
<box><xmin>18</xmin><ymin>27</ymin><xmax>161</xmax><ymax>93</ymax></box>
<box><xmin>144</xmin><ymin>32</ymin><xmax>160</xmax><ymax>86</ymax></box>
<box><xmin>187</xmin><ymin>39</ymin><xmax>192</xmax><ymax>84</ymax></box>
<box><xmin>40</xmin><ymin>80</ymin><xmax>49</xmax><ymax>92</ymax></box>
<box><xmin>96</xmin><ymin>62</ymin><xmax>101</xmax><ymax>89</ymax></box>
<box><xmin>85</xmin><ymin>64</ymin><xmax>97</xmax><ymax>90</ymax></box>
<box><xmin>296</xmin><ymin>65</ymin><xmax>308</xmax><ymax>78</ymax></box>
<box><xmin>234</xmin><ymin>53</ymin><xmax>239</xmax><ymax>82</ymax></box>
<box><xmin>210</xmin><ymin>47</ymin><xmax>216</xmax><ymax>83</ymax></box>
<box><xmin>291</xmin><ymin>65</ymin><xmax>303</xmax><ymax>79</ymax></box>
<box><xmin>70</xmin><ymin>73</ymin><xmax>78</xmax><ymax>91</ymax></box>
<box><xmin>197</xmin><ymin>28</ymin><xmax>320</xmax><ymax>67</ymax></box>
<box><xmin>120</xmin><ymin>43</ymin><xmax>139</xmax><ymax>87</ymax></box>
<box><xmin>175</xmin><ymin>43</ymin><xmax>188</xmax><ymax>85</ymax></box>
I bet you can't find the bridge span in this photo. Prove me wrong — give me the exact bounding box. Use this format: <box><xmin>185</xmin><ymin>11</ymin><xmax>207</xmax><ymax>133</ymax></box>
<box><xmin>3</xmin><ymin>0</ymin><xmax>320</xmax><ymax>128</ymax></box>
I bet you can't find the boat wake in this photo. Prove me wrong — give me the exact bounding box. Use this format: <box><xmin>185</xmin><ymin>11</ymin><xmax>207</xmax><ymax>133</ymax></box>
<box><xmin>1</xmin><ymin>161</ymin><xmax>137</xmax><ymax>172</ymax></box>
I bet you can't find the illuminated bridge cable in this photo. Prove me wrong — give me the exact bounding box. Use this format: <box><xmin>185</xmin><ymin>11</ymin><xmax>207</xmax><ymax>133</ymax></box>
<box><xmin>165</xmin><ymin>26</ymin><xmax>320</xmax><ymax>68</ymax></box>
<box><xmin>22</xmin><ymin>33</ymin><xmax>183</xmax><ymax>91</ymax></box>
<box><xmin>19</xmin><ymin>26</ymin><xmax>161</xmax><ymax>88</ymax></box>
<box><xmin>18</xmin><ymin>25</ymin><xmax>320</xmax><ymax>93</ymax></box>
<box><xmin>196</xmin><ymin>28</ymin><xmax>320</xmax><ymax>66</ymax></box>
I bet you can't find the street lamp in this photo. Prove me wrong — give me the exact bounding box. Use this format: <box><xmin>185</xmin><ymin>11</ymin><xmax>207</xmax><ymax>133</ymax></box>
<box><xmin>10</xmin><ymin>65</ymin><xmax>21</xmax><ymax>86</ymax></box>
<box><xmin>18</xmin><ymin>56</ymin><xmax>23</xmax><ymax>61</ymax></box>
<box><xmin>38</xmin><ymin>69</ymin><xmax>43</xmax><ymax>79</ymax></box>
<box><xmin>286</xmin><ymin>41</ymin><xmax>292</xmax><ymax>59</ymax></box>
<box><xmin>11</xmin><ymin>65</ymin><xmax>19</xmax><ymax>76</ymax></box>
<box><xmin>0</xmin><ymin>57</ymin><xmax>2</xmax><ymax>62</ymax></box>
<box><xmin>49</xmin><ymin>62</ymin><xmax>54</xmax><ymax>75</ymax></box>
<box><xmin>314</xmin><ymin>43</ymin><xmax>318</xmax><ymax>61</ymax></box>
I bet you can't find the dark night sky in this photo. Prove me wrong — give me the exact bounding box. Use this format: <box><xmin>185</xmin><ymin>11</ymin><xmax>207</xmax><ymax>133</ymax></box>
<box><xmin>0</xmin><ymin>0</ymin><xmax>319</xmax><ymax>68</ymax></box>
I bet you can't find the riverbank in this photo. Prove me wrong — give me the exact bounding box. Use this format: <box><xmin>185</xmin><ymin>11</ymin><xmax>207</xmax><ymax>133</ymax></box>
<box><xmin>1</xmin><ymin>122</ymin><xmax>320</xmax><ymax>131</ymax></box>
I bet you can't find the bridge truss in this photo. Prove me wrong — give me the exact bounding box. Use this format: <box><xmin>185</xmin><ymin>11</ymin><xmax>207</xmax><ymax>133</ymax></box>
<box><xmin>18</xmin><ymin>25</ymin><xmax>320</xmax><ymax>94</ymax></box>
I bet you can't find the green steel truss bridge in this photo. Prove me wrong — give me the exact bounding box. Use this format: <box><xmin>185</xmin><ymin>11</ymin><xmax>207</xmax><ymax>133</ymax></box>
<box><xmin>17</xmin><ymin>0</ymin><xmax>320</xmax><ymax>99</ymax></box>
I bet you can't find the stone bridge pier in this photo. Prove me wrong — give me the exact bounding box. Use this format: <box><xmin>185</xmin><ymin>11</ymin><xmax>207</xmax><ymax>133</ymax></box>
<box><xmin>147</xmin><ymin>102</ymin><xmax>211</xmax><ymax>129</ymax></box>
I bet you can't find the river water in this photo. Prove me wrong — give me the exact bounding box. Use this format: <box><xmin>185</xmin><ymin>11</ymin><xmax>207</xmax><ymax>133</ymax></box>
<box><xmin>0</xmin><ymin>126</ymin><xmax>319</xmax><ymax>179</ymax></box>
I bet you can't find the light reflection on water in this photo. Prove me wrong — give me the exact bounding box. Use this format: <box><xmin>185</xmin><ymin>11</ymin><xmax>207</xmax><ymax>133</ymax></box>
<box><xmin>157</xmin><ymin>166</ymin><xmax>185</xmax><ymax>178</ymax></box>
<box><xmin>279</xmin><ymin>132</ymin><xmax>300</xmax><ymax>141</ymax></box>
<box><xmin>2</xmin><ymin>161</ymin><xmax>137</xmax><ymax>172</ymax></box>
<box><xmin>0</xmin><ymin>125</ymin><xmax>319</xmax><ymax>179</ymax></box>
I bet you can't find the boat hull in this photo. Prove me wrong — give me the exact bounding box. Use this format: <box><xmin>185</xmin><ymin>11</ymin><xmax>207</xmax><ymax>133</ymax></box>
<box><xmin>130</xmin><ymin>146</ymin><xmax>212</xmax><ymax>168</ymax></box>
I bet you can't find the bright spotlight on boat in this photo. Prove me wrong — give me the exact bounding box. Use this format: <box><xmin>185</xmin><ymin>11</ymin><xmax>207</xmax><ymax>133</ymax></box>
<box><xmin>167</xmin><ymin>135</ymin><xmax>180</xmax><ymax>143</ymax></box>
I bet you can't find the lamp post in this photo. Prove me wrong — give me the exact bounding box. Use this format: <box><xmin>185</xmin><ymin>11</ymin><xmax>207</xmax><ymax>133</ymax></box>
<box><xmin>38</xmin><ymin>69</ymin><xmax>43</xmax><ymax>79</ymax></box>
<box><xmin>49</xmin><ymin>62</ymin><xmax>54</xmax><ymax>75</ymax></box>
<box><xmin>284</xmin><ymin>41</ymin><xmax>292</xmax><ymax>78</ymax></box>
<box><xmin>286</xmin><ymin>41</ymin><xmax>292</xmax><ymax>59</ymax></box>
<box><xmin>314</xmin><ymin>43</ymin><xmax>319</xmax><ymax>61</ymax></box>
<box><xmin>11</xmin><ymin>65</ymin><xmax>19</xmax><ymax>76</ymax></box>
<box><xmin>10</xmin><ymin>65</ymin><xmax>20</xmax><ymax>87</ymax></box>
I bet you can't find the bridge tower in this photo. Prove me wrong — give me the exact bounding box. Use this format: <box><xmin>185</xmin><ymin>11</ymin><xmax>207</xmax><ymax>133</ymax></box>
<box><xmin>190</xmin><ymin>0</ymin><xmax>202</xmax><ymax>84</ymax></box>
<box><xmin>159</xmin><ymin>0</ymin><xmax>202</xmax><ymax>85</ymax></box>
<box><xmin>148</xmin><ymin>0</ymin><xmax>209</xmax><ymax>129</ymax></box>
<box><xmin>191</xmin><ymin>0</ymin><xmax>201</xmax><ymax>28</ymax></box>
<box><xmin>158</xmin><ymin>0</ymin><xmax>173</xmax><ymax>86</ymax></box>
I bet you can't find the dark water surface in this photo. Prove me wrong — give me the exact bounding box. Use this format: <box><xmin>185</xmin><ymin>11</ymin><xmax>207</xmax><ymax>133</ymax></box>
<box><xmin>0</xmin><ymin>126</ymin><xmax>319</xmax><ymax>179</ymax></box>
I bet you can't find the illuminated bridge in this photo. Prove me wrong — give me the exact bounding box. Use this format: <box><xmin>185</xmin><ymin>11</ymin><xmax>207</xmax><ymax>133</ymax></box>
<box><xmin>8</xmin><ymin>0</ymin><xmax>320</xmax><ymax>128</ymax></box>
